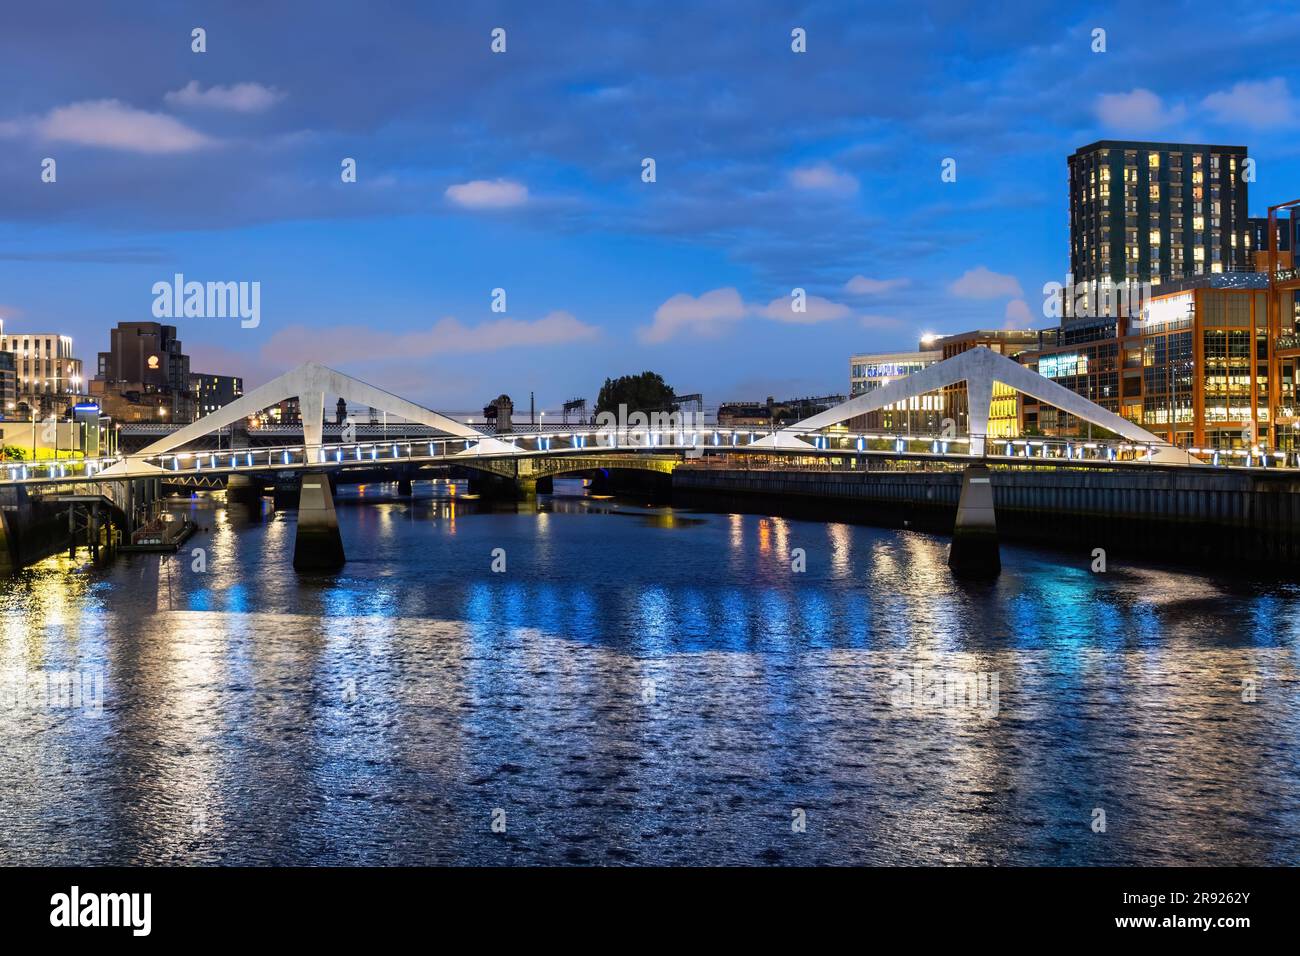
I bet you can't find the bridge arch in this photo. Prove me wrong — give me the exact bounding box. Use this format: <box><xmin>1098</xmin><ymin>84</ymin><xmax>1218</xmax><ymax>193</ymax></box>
<box><xmin>754</xmin><ymin>346</ymin><xmax>1197</xmax><ymax>465</ymax></box>
<box><xmin>101</xmin><ymin>362</ymin><xmax>514</xmax><ymax>477</ymax></box>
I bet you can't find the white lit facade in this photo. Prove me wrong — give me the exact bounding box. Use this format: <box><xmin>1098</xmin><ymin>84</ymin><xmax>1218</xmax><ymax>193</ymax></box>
<box><xmin>848</xmin><ymin>349</ymin><xmax>942</xmax><ymax>432</ymax></box>
<box><xmin>0</xmin><ymin>320</ymin><xmax>87</xmax><ymax>417</ymax></box>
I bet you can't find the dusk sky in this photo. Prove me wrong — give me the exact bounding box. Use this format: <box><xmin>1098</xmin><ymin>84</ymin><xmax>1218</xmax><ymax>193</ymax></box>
<box><xmin>2</xmin><ymin>1</ymin><xmax>1299</xmax><ymax>411</ymax></box>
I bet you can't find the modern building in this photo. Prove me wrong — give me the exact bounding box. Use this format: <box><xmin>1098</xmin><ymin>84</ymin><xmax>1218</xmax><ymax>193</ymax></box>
<box><xmin>847</xmin><ymin>330</ymin><xmax>1041</xmax><ymax>437</ymax></box>
<box><xmin>1019</xmin><ymin>271</ymin><xmax>1299</xmax><ymax>449</ymax></box>
<box><xmin>0</xmin><ymin>350</ymin><xmax>15</xmax><ymax>419</ymax></box>
<box><xmin>1068</xmin><ymin>141</ymin><xmax>1251</xmax><ymax>310</ymax></box>
<box><xmin>1249</xmin><ymin>215</ymin><xmax>1298</xmax><ymax>272</ymax></box>
<box><xmin>935</xmin><ymin>329</ymin><xmax>1041</xmax><ymax>438</ymax></box>
<box><xmin>847</xmin><ymin>348</ymin><xmax>942</xmax><ymax>432</ymax></box>
<box><xmin>94</xmin><ymin>322</ymin><xmax>195</xmax><ymax>423</ymax></box>
<box><xmin>0</xmin><ymin>319</ymin><xmax>87</xmax><ymax>418</ymax></box>
<box><xmin>97</xmin><ymin>322</ymin><xmax>190</xmax><ymax>393</ymax></box>
<box><xmin>190</xmin><ymin>373</ymin><xmax>244</xmax><ymax>418</ymax></box>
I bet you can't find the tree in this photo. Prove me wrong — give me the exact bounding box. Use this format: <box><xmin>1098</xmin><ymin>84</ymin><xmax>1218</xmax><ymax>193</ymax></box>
<box><xmin>595</xmin><ymin>371</ymin><xmax>676</xmax><ymax>417</ymax></box>
<box><xmin>2</xmin><ymin>446</ymin><xmax>27</xmax><ymax>461</ymax></box>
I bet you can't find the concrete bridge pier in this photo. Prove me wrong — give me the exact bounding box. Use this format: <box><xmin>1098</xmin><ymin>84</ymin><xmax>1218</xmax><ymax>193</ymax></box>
<box><xmin>397</xmin><ymin>476</ymin><xmax>413</xmax><ymax>497</ymax></box>
<box><xmin>226</xmin><ymin>473</ymin><xmax>264</xmax><ymax>507</ymax></box>
<box><xmin>293</xmin><ymin>472</ymin><xmax>346</xmax><ymax>572</ymax></box>
<box><xmin>948</xmin><ymin>463</ymin><xmax>1000</xmax><ymax>578</ymax></box>
<box><xmin>0</xmin><ymin>509</ymin><xmax>12</xmax><ymax>575</ymax></box>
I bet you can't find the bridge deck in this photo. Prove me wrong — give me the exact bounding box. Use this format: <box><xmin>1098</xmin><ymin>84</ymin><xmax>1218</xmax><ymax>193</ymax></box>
<box><xmin>1</xmin><ymin>429</ymin><xmax>1292</xmax><ymax>490</ymax></box>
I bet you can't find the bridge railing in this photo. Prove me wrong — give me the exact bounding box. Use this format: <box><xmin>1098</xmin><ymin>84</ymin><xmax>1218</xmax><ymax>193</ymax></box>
<box><xmin>5</xmin><ymin>428</ymin><xmax>1300</xmax><ymax>487</ymax></box>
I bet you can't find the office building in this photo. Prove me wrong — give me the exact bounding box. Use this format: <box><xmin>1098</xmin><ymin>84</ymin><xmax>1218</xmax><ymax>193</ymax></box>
<box><xmin>0</xmin><ymin>350</ymin><xmax>14</xmax><ymax>419</ymax></box>
<box><xmin>190</xmin><ymin>373</ymin><xmax>244</xmax><ymax>418</ymax></box>
<box><xmin>847</xmin><ymin>348</ymin><xmax>942</xmax><ymax>432</ymax></box>
<box><xmin>0</xmin><ymin>319</ymin><xmax>87</xmax><ymax>418</ymax></box>
<box><xmin>94</xmin><ymin>322</ymin><xmax>195</xmax><ymax>423</ymax></box>
<box><xmin>1249</xmin><ymin>215</ymin><xmax>1298</xmax><ymax>272</ymax></box>
<box><xmin>848</xmin><ymin>330</ymin><xmax>1039</xmax><ymax>437</ymax></box>
<box><xmin>1068</xmin><ymin>141</ymin><xmax>1251</xmax><ymax>313</ymax></box>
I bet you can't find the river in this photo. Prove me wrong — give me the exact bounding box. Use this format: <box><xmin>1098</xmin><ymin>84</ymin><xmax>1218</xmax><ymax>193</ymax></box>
<box><xmin>1</xmin><ymin>484</ymin><xmax>1298</xmax><ymax>865</ymax></box>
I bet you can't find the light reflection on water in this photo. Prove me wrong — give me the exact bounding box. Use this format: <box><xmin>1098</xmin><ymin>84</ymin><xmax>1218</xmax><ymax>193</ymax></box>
<box><xmin>1</xmin><ymin>484</ymin><xmax>1298</xmax><ymax>865</ymax></box>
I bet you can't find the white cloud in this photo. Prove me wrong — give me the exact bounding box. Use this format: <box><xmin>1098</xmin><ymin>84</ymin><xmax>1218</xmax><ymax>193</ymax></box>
<box><xmin>756</xmin><ymin>293</ymin><xmax>852</xmax><ymax>325</ymax></box>
<box><xmin>845</xmin><ymin>275</ymin><xmax>911</xmax><ymax>296</ymax></box>
<box><xmin>165</xmin><ymin>80</ymin><xmax>285</xmax><ymax>113</ymax></box>
<box><xmin>949</xmin><ymin>266</ymin><xmax>1023</xmax><ymax>299</ymax></box>
<box><xmin>0</xmin><ymin>98</ymin><xmax>212</xmax><ymax>153</ymax></box>
<box><xmin>1202</xmin><ymin>77</ymin><xmax>1298</xmax><ymax>129</ymax></box>
<box><xmin>1004</xmin><ymin>299</ymin><xmax>1034</xmax><ymax>329</ymax></box>
<box><xmin>1094</xmin><ymin>88</ymin><xmax>1186</xmax><ymax>132</ymax></box>
<box><xmin>789</xmin><ymin>162</ymin><xmax>858</xmax><ymax>196</ymax></box>
<box><xmin>639</xmin><ymin>287</ymin><xmax>746</xmax><ymax>344</ymax></box>
<box><xmin>641</xmin><ymin>286</ymin><xmax>857</xmax><ymax>342</ymax></box>
<box><xmin>261</xmin><ymin>310</ymin><xmax>598</xmax><ymax>365</ymax></box>
<box><xmin>444</xmin><ymin>178</ymin><xmax>529</xmax><ymax>209</ymax></box>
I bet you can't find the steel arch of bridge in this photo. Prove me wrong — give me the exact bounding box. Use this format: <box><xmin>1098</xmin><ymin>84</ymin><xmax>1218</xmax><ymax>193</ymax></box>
<box><xmin>756</xmin><ymin>346</ymin><xmax>1197</xmax><ymax>466</ymax></box>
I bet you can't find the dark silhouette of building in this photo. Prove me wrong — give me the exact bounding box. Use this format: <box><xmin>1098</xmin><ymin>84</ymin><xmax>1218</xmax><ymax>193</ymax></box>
<box><xmin>94</xmin><ymin>322</ymin><xmax>195</xmax><ymax>423</ymax></box>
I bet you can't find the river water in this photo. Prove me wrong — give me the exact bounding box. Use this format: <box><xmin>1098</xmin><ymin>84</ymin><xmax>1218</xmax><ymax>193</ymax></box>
<box><xmin>2</xmin><ymin>484</ymin><xmax>1298</xmax><ymax>865</ymax></box>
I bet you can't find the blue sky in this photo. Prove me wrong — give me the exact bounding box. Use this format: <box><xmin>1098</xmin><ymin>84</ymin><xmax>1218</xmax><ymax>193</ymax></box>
<box><xmin>2</xmin><ymin>0</ymin><xmax>1299</xmax><ymax>410</ymax></box>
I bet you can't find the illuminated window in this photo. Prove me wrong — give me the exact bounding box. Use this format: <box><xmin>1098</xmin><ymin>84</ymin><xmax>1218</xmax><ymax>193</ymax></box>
<box><xmin>1149</xmin><ymin>230</ymin><xmax>1162</xmax><ymax>245</ymax></box>
<box><xmin>1148</xmin><ymin>152</ymin><xmax>1160</xmax><ymax>169</ymax></box>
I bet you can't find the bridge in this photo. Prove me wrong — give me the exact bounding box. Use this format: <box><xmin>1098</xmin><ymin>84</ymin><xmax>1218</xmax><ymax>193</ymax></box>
<box><xmin>0</xmin><ymin>348</ymin><xmax>1274</xmax><ymax>574</ymax></box>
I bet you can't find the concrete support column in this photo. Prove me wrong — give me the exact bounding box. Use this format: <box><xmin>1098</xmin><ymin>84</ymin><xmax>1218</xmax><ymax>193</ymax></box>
<box><xmin>67</xmin><ymin>503</ymin><xmax>76</xmax><ymax>559</ymax></box>
<box><xmin>948</xmin><ymin>463</ymin><xmax>1000</xmax><ymax>577</ymax></box>
<box><xmin>300</xmin><ymin>390</ymin><xmax>325</xmax><ymax>465</ymax></box>
<box><xmin>967</xmin><ymin>376</ymin><xmax>993</xmax><ymax>458</ymax></box>
<box><xmin>226</xmin><ymin>473</ymin><xmax>263</xmax><ymax>506</ymax></box>
<box><xmin>293</xmin><ymin>472</ymin><xmax>346</xmax><ymax>571</ymax></box>
<box><xmin>397</xmin><ymin>476</ymin><xmax>413</xmax><ymax>497</ymax></box>
<box><xmin>0</xmin><ymin>511</ymin><xmax>13</xmax><ymax>575</ymax></box>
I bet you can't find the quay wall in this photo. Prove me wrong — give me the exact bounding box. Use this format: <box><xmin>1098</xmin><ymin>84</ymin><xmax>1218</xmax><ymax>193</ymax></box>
<box><xmin>672</xmin><ymin>466</ymin><xmax>1300</xmax><ymax>568</ymax></box>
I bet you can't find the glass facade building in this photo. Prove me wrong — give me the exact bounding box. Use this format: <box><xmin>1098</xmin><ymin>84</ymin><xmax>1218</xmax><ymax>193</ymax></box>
<box><xmin>1068</xmin><ymin>140</ymin><xmax>1251</xmax><ymax>316</ymax></box>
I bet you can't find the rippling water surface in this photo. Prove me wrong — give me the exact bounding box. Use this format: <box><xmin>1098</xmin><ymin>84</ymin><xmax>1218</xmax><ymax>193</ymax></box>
<box><xmin>2</xmin><ymin>486</ymin><xmax>1298</xmax><ymax>865</ymax></box>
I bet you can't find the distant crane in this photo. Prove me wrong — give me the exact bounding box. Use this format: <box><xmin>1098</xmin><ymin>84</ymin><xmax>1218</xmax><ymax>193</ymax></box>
<box><xmin>562</xmin><ymin>398</ymin><xmax>587</xmax><ymax>426</ymax></box>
